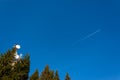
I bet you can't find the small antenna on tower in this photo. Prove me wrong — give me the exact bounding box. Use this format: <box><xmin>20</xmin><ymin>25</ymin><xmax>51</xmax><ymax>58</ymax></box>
<box><xmin>13</xmin><ymin>44</ymin><xmax>22</xmax><ymax>59</ymax></box>
<box><xmin>15</xmin><ymin>44</ymin><xmax>21</xmax><ymax>49</ymax></box>
<box><xmin>11</xmin><ymin>44</ymin><xmax>22</xmax><ymax>67</ymax></box>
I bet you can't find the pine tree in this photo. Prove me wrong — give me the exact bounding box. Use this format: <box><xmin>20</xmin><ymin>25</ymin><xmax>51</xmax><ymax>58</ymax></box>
<box><xmin>11</xmin><ymin>54</ymin><xmax>30</xmax><ymax>80</ymax></box>
<box><xmin>0</xmin><ymin>45</ymin><xmax>71</xmax><ymax>80</ymax></box>
<box><xmin>65</xmin><ymin>73</ymin><xmax>71</xmax><ymax>80</ymax></box>
<box><xmin>54</xmin><ymin>70</ymin><xmax>60</xmax><ymax>80</ymax></box>
<box><xmin>0</xmin><ymin>48</ymin><xmax>16</xmax><ymax>79</ymax></box>
<box><xmin>39</xmin><ymin>65</ymin><xmax>51</xmax><ymax>80</ymax></box>
<box><xmin>30</xmin><ymin>69</ymin><xmax>39</xmax><ymax>80</ymax></box>
<box><xmin>49</xmin><ymin>70</ymin><xmax>54</xmax><ymax>80</ymax></box>
<box><xmin>0</xmin><ymin>47</ymin><xmax>30</xmax><ymax>80</ymax></box>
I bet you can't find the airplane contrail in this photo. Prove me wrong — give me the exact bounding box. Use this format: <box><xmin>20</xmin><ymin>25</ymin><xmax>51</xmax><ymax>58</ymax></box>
<box><xmin>81</xmin><ymin>29</ymin><xmax>101</xmax><ymax>41</ymax></box>
<box><xmin>72</xmin><ymin>29</ymin><xmax>101</xmax><ymax>46</ymax></box>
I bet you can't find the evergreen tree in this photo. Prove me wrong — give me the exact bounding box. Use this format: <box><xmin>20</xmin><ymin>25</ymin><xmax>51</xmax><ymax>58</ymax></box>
<box><xmin>11</xmin><ymin>54</ymin><xmax>30</xmax><ymax>80</ymax></box>
<box><xmin>0</xmin><ymin>48</ymin><xmax>16</xmax><ymax>79</ymax></box>
<box><xmin>54</xmin><ymin>70</ymin><xmax>60</xmax><ymax>80</ymax></box>
<box><xmin>65</xmin><ymin>73</ymin><xmax>71</xmax><ymax>80</ymax></box>
<box><xmin>0</xmin><ymin>45</ymin><xmax>71</xmax><ymax>80</ymax></box>
<box><xmin>49</xmin><ymin>70</ymin><xmax>54</xmax><ymax>80</ymax></box>
<box><xmin>0</xmin><ymin>47</ymin><xmax>30</xmax><ymax>80</ymax></box>
<box><xmin>39</xmin><ymin>65</ymin><xmax>51</xmax><ymax>80</ymax></box>
<box><xmin>30</xmin><ymin>69</ymin><xmax>39</xmax><ymax>80</ymax></box>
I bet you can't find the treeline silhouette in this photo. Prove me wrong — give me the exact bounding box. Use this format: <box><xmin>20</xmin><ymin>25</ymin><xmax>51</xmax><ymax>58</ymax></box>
<box><xmin>0</xmin><ymin>47</ymin><xmax>71</xmax><ymax>80</ymax></box>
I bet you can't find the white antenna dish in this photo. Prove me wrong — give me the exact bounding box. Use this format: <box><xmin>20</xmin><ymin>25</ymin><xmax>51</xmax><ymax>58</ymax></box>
<box><xmin>15</xmin><ymin>44</ymin><xmax>21</xmax><ymax>49</ymax></box>
<box><xmin>15</xmin><ymin>54</ymin><xmax>20</xmax><ymax>59</ymax></box>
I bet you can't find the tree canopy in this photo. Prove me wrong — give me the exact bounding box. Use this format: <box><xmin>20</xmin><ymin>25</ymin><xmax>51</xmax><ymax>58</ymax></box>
<box><xmin>0</xmin><ymin>46</ymin><xmax>71</xmax><ymax>80</ymax></box>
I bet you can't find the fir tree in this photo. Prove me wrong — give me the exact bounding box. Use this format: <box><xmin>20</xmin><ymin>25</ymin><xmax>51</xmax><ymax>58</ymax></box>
<box><xmin>49</xmin><ymin>70</ymin><xmax>54</xmax><ymax>80</ymax></box>
<box><xmin>0</xmin><ymin>48</ymin><xmax>16</xmax><ymax>79</ymax></box>
<box><xmin>54</xmin><ymin>70</ymin><xmax>60</xmax><ymax>80</ymax></box>
<box><xmin>39</xmin><ymin>65</ymin><xmax>51</xmax><ymax>80</ymax></box>
<box><xmin>0</xmin><ymin>46</ymin><xmax>30</xmax><ymax>80</ymax></box>
<box><xmin>0</xmin><ymin>45</ymin><xmax>71</xmax><ymax>80</ymax></box>
<box><xmin>30</xmin><ymin>69</ymin><xmax>39</xmax><ymax>80</ymax></box>
<box><xmin>65</xmin><ymin>73</ymin><xmax>71</xmax><ymax>80</ymax></box>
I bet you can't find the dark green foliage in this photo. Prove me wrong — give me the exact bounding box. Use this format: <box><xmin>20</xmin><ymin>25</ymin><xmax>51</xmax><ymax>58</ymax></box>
<box><xmin>10</xmin><ymin>54</ymin><xmax>30</xmax><ymax>80</ymax></box>
<box><xmin>54</xmin><ymin>71</ymin><xmax>60</xmax><ymax>80</ymax></box>
<box><xmin>30</xmin><ymin>69</ymin><xmax>39</xmax><ymax>80</ymax></box>
<box><xmin>39</xmin><ymin>65</ymin><xmax>54</xmax><ymax>80</ymax></box>
<box><xmin>0</xmin><ymin>46</ymin><xmax>71</xmax><ymax>80</ymax></box>
<box><xmin>0</xmin><ymin>49</ymin><xmax>15</xmax><ymax>79</ymax></box>
<box><xmin>0</xmin><ymin>48</ymin><xmax>30</xmax><ymax>80</ymax></box>
<box><xmin>65</xmin><ymin>73</ymin><xmax>71</xmax><ymax>80</ymax></box>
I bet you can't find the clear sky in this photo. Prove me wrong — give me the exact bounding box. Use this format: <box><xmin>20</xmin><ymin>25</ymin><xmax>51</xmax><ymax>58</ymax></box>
<box><xmin>0</xmin><ymin>0</ymin><xmax>120</xmax><ymax>80</ymax></box>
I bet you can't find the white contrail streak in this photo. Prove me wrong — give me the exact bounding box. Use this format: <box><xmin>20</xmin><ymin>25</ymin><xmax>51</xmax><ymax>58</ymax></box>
<box><xmin>72</xmin><ymin>29</ymin><xmax>101</xmax><ymax>46</ymax></box>
<box><xmin>81</xmin><ymin>29</ymin><xmax>101</xmax><ymax>41</ymax></box>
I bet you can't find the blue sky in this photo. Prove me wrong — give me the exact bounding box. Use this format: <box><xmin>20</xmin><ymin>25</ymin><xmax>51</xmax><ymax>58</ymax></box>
<box><xmin>0</xmin><ymin>0</ymin><xmax>120</xmax><ymax>80</ymax></box>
